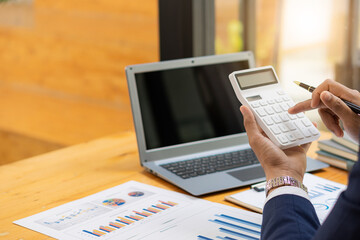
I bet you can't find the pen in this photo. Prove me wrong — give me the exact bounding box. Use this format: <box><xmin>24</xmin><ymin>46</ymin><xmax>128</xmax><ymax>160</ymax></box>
<box><xmin>251</xmin><ymin>181</ymin><xmax>266</xmax><ymax>192</ymax></box>
<box><xmin>293</xmin><ymin>81</ymin><xmax>360</xmax><ymax>114</ymax></box>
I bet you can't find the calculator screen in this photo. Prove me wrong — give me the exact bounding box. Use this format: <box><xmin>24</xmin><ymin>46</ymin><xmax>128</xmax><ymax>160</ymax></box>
<box><xmin>236</xmin><ymin>68</ymin><xmax>277</xmax><ymax>90</ymax></box>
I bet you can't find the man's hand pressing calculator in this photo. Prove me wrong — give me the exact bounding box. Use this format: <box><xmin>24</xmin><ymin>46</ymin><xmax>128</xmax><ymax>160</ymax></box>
<box><xmin>229</xmin><ymin>66</ymin><xmax>320</xmax><ymax>149</ymax></box>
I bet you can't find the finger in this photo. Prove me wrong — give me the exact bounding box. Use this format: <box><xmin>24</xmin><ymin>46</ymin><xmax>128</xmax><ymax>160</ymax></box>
<box><xmin>288</xmin><ymin>99</ymin><xmax>313</xmax><ymax>114</ymax></box>
<box><xmin>311</xmin><ymin>79</ymin><xmax>358</xmax><ymax>108</ymax></box>
<box><xmin>300</xmin><ymin>141</ymin><xmax>312</xmax><ymax>153</ymax></box>
<box><xmin>240</xmin><ymin>106</ymin><xmax>261</xmax><ymax>137</ymax></box>
<box><xmin>320</xmin><ymin>91</ymin><xmax>355</xmax><ymax>134</ymax></box>
<box><xmin>311</xmin><ymin>79</ymin><xmax>332</xmax><ymax>108</ymax></box>
<box><xmin>299</xmin><ymin>122</ymin><xmax>317</xmax><ymax>152</ymax></box>
<box><xmin>318</xmin><ymin>108</ymin><xmax>343</xmax><ymax>137</ymax></box>
<box><xmin>240</xmin><ymin>106</ymin><xmax>266</xmax><ymax>146</ymax></box>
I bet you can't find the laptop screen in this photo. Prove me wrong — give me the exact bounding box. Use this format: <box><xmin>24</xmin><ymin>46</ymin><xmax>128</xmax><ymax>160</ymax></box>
<box><xmin>135</xmin><ymin>61</ymin><xmax>249</xmax><ymax>150</ymax></box>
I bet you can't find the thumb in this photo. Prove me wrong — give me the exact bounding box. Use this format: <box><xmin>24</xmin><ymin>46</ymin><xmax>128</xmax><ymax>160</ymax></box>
<box><xmin>320</xmin><ymin>91</ymin><xmax>354</xmax><ymax>121</ymax></box>
<box><xmin>240</xmin><ymin>106</ymin><xmax>262</xmax><ymax>140</ymax></box>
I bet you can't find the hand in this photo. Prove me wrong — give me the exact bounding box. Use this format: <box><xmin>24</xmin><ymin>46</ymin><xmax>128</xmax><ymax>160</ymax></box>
<box><xmin>240</xmin><ymin>106</ymin><xmax>311</xmax><ymax>182</ymax></box>
<box><xmin>288</xmin><ymin>79</ymin><xmax>360</xmax><ymax>143</ymax></box>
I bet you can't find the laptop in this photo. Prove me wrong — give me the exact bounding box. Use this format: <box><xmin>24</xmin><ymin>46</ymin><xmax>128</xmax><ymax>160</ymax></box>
<box><xmin>125</xmin><ymin>52</ymin><xmax>328</xmax><ymax>196</ymax></box>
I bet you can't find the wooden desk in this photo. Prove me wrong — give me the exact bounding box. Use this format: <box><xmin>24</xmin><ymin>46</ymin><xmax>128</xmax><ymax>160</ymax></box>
<box><xmin>0</xmin><ymin>131</ymin><xmax>349</xmax><ymax>239</ymax></box>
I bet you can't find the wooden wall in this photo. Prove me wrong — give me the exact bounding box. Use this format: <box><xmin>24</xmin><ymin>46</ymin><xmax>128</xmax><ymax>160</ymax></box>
<box><xmin>0</xmin><ymin>0</ymin><xmax>159</xmax><ymax>164</ymax></box>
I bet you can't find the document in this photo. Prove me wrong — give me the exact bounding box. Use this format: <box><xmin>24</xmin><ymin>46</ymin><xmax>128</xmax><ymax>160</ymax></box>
<box><xmin>226</xmin><ymin>173</ymin><xmax>346</xmax><ymax>223</ymax></box>
<box><xmin>14</xmin><ymin>181</ymin><xmax>262</xmax><ymax>240</ymax></box>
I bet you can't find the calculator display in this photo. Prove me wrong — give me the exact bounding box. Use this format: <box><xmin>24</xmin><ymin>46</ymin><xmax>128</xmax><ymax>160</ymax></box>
<box><xmin>246</xmin><ymin>95</ymin><xmax>262</xmax><ymax>102</ymax></box>
<box><xmin>236</xmin><ymin>68</ymin><xmax>277</xmax><ymax>90</ymax></box>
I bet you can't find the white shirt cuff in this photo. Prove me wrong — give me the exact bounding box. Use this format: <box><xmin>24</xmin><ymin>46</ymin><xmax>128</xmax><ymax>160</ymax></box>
<box><xmin>264</xmin><ymin>186</ymin><xmax>310</xmax><ymax>205</ymax></box>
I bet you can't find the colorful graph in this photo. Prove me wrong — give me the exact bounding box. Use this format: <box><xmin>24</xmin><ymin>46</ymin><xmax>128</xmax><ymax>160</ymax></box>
<box><xmin>43</xmin><ymin>207</ymin><xmax>99</xmax><ymax>225</ymax></box>
<box><xmin>128</xmin><ymin>191</ymin><xmax>144</xmax><ymax>197</ymax></box>
<box><xmin>315</xmin><ymin>183</ymin><xmax>340</xmax><ymax>192</ymax></box>
<box><xmin>198</xmin><ymin>214</ymin><xmax>261</xmax><ymax>240</ymax></box>
<box><xmin>313</xmin><ymin>203</ymin><xmax>329</xmax><ymax>211</ymax></box>
<box><xmin>37</xmin><ymin>203</ymin><xmax>111</xmax><ymax>231</ymax></box>
<box><xmin>325</xmin><ymin>198</ymin><xmax>337</xmax><ymax>205</ymax></box>
<box><xmin>308</xmin><ymin>190</ymin><xmax>324</xmax><ymax>199</ymax></box>
<box><xmin>102</xmin><ymin>199</ymin><xmax>125</xmax><ymax>207</ymax></box>
<box><xmin>82</xmin><ymin>200</ymin><xmax>178</xmax><ymax>237</ymax></box>
<box><xmin>308</xmin><ymin>183</ymin><xmax>341</xmax><ymax>199</ymax></box>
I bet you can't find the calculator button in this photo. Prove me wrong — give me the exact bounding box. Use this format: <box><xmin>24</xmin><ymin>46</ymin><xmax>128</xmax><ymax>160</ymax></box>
<box><xmin>280</xmin><ymin>113</ymin><xmax>290</xmax><ymax>122</ymax></box>
<box><xmin>282</xmin><ymin>96</ymin><xmax>291</xmax><ymax>101</ymax></box>
<box><xmin>285</xmin><ymin>122</ymin><xmax>296</xmax><ymax>131</ymax></box>
<box><xmin>287</xmin><ymin>113</ymin><xmax>297</xmax><ymax>120</ymax></box>
<box><xmin>308</xmin><ymin>127</ymin><xmax>319</xmax><ymax>136</ymax></box>
<box><xmin>271</xmin><ymin>115</ymin><xmax>282</xmax><ymax>123</ymax></box>
<box><xmin>296</xmin><ymin>113</ymin><xmax>305</xmax><ymax>118</ymax></box>
<box><xmin>293</xmin><ymin>130</ymin><xmax>304</xmax><ymax>139</ymax></box>
<box><xmin>277</xmin><ymin>90</ymin><xmax>285</xmax><ymax>95</ymax></box>
<box><xmin>263</xmin><ymin>117</ymin><xmax>274</xmax><ymax>126</ymax></box>
<box><xmin>251</xmin><ymin>102</ymin><xmax>260</xmax><ymax>108</ymax></box>
<box><xmin>267</xmin><ymin>99</ymin><xmax>275</xmax><ymax>105</ymax></box>
<box><xmin>287</xmin><ymin>102</ymin><xmax>295</xmax><ymax>108</ymax></box>
<box><xmin>275</xmin><ymin>98</ymin><xmax>283</xmax><ymax>103</ymax></box>
<box><xmin>280</xmin><ymin>103</ymin><xmax>289</xmax><ymax>111</ymax></box>
<box><xmin>301</xmin><ymin>128</ymin><xmax>311</xmax><ymax>137</ymax></box>
<box><xmin>256</xmin><ymin>108</ymin><xmax>267</xmax><ymax>117</ymax></box>
<box><xmin>272</xmin><ymin>105</ymin><xmax>282</xmax><ymax>113</ymax></box>
<box><xmin>301</xmin><ymin>119</ymin><xmax>312</xmax><ymax>127</ymax></box>
<box><xmin>293</xmin><ymin>120</ymin><xmax>301</xmax><ymax>128</ymax></box>
<box><xmin>270</xmin><ymin>126</ymin><xmax>281</xmax><ymax>135</ymax></box>
<box><xmin>279</xmin><ymin>124</ymin><xmax>289</xmax><ymax>133</ymax></box>
<box><xmin>259</xmin><ymin>100</ymin><xmax>268</xmax><ymax>106</ymax></box>
<box><xmin>265</xmin><ymin>107</ymin><xmax>275</xmax><ymax>115</ymax></box>
<box><xmin>286</xmin><ymin>133</ymin><xmax>297</xmax><ymax>142</ymax></box>
<box><xmin>277</xmin><ymin>135</ymin><xmax>288</xmax><ymax>144</ymax></box>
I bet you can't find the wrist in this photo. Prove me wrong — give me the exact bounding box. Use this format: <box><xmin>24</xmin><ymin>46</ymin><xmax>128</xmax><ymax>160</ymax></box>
<box><xmin>265</xmin><ymin>176</ymin><xmax>308</xmax><ymax>197</ymax></box>
<box><xmin>265</xmin><ymin>170</ymin><xmax>304</xmax><ymax>183</ymax></box>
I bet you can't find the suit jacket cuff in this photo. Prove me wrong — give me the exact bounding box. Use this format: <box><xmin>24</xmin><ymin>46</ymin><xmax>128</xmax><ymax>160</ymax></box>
<box><xmin>265</xmin><ymin>186</ymin><xmax>310</xmax><ymax>206</ymax></box>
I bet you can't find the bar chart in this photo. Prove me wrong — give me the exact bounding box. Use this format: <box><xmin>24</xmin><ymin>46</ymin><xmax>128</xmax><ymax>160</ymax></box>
<box><xmin>15</xmin><ymin>181</ymin><xmax>263</xmax><ymax>240</ymax></box>
<box><xmin>305</xmin><ymin>176</ymin><xmax>346</xmax><ymax>223</ymax></box>
<box><xmin>308</xmin><ymin>183</ymin><xmax>341</xmax><ymax>199</ymax></box>
<box><xmin>198</xmin><ymin>214</ymin><xmax>261</xmax><ymax>240</ymax></box>
<box><xmin>82</xmin><ymin>200</ymin><xmax>178</xmax><ymax>237</ymax></box>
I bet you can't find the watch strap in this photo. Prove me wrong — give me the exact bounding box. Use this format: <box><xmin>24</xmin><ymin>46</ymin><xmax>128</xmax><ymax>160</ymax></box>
<box><xmin>265</xmin><ymin>176</ymin><xmax>307</xmax><ymax>197</ymax></box>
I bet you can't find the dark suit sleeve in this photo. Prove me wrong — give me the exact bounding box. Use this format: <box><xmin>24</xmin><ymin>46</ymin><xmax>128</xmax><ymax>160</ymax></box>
<box><xmin>262</xmin><ymin>150</ymin><xmax>360</xmax><ymax>240</ymax></box>
<box><xmin>262</xmin><ymin>194</ymin><xmax>320</xmax><ymax>240</ymax></box>
<box><xmin>312</xmin><ymin>150</ymin><xmax>360</xmax><ymax>240</ymax></box>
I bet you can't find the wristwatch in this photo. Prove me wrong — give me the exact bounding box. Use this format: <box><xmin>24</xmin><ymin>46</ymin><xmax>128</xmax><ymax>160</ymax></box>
<box><xmin>265</xmin><ymin>176</ymin><xmax>308</xmax><ymax>197</ymax></box>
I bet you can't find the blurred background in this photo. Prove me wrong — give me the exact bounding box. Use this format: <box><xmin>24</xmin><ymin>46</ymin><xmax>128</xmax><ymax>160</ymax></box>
<box><xmin>0</xmin><ymin>0</ymin><xmax>359</xmax><ymax>164</ymax></box>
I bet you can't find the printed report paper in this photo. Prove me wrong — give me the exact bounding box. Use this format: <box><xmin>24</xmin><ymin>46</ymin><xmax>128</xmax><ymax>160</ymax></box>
<box><xmin>226</xmin><ymin>173</ymin><xmax>346</xmax><ymax>223</ymax></box>
<box><xmin>14</xmin><ymin>181</ymin><xmax>262</xmax><ymax>240</ymax></box>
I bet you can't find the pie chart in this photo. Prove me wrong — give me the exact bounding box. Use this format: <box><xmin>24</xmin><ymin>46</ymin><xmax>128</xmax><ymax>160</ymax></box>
<box><xmin>128</xmin><ymin>191</ymin><xmax>144</xmax><ymax>197</ymax></box>
<box><xmin>102</xmin><ymin>198</ymin><xmax>125</xmax><ymax>207</ymax></box>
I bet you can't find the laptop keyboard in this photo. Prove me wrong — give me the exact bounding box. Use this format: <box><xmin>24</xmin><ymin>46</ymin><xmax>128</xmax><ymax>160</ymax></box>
<box><xmin>160</xmin><ymin>149</ymin><xmax>259</xmax><ymax>179</ymax></box>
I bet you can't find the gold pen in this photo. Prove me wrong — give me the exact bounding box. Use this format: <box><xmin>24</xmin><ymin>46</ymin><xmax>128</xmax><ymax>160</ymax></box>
<box><xmin>293</xmin><ymin>81</ymin><xmax>315</xmax><ymax>92</ymax></box>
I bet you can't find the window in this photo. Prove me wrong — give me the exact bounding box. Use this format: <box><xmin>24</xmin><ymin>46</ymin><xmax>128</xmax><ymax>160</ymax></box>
<box><xmin>215</xmin><ymin>0</ymin><xmax>353</xmax><ymax>125</ymax></box>
<box><xmin>215</xmin><ymin>0</ymin><xmax>244</xmax><ymax>54</ymax></box>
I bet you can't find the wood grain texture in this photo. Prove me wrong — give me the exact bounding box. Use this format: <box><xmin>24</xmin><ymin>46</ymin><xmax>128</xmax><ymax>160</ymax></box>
<box><xmin>0</xmin><ymin>128</ymin><xmax>64</xmax><ymax>165</ymax></box>
<box><xmin>0</xmin><ymin>0</ymin><xmax>159</xmax><ymax>103</ymax></box>
<box><xmin>0</xmin><ymin>131</ymin><xmax>349</xmax><ymax>239</ymax></box>
<box><xmin>0</xmin><ymin>83</ymin><xmax>134</xmax><ymax>146</ymax></box>
<box><xmin>0</xmin><ymin>0</ymin><xmax>158</xmax><ymax>163</ymax></box>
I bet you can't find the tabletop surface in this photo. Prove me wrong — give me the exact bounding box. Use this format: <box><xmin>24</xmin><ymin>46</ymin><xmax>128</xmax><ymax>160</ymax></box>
<box><xmin>0</xmin><ymin>130</ymin><xmax>348</xmax><ymax>239</ymax></box>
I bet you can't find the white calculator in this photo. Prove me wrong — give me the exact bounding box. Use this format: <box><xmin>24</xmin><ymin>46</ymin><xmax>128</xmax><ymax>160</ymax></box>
<box><xmin>229</xmin><ymin>66</ymin><xmax>320</xmax><ymax>149</ymax></box>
